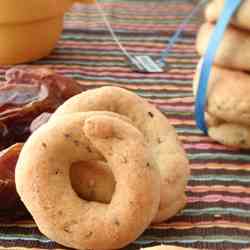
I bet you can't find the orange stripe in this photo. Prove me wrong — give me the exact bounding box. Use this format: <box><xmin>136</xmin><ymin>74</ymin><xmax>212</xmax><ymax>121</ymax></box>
<box><xmin>170</xmin><ymin>119</ymin><xmax>195</xmax><ymax>125</ymax></box>
<box><xmin>187</xmin><ymin>185</ymin><xmax>250</xmax><ymax>194</ymax></box>
<box><xmin>191</xmin><ymin>163</ymin><xmax>250</xmax><ymax>170</ymax></box>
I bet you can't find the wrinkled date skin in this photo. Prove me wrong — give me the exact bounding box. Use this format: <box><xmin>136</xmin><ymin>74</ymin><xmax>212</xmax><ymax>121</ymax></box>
<box><xmin>6</xmin><ymin>66</ymin><xmax>84</xmax><ymax>101</ymax></box>
<box><xmin>0</xmin><ymin>144</ymin><xmax>26</xmax><ymax>213</ymax></box>
<box><xmin>0</xmin><ymin>143</ymin><xmax>22</xmax><ymax>208</ymax></box>
<box><xmin>0</xmin><ymin>66</ymin><xmax>85</xmax><ymax>149</ymax></box>
<box><xmin>0</xmin><ymin>66</ymin><xmax>85</xmax><ymax>214</ymax></box>
<box><xmin>0</xmin><ymin>113</ymin><xmax>51</xmax><ymax>216</ymax></box>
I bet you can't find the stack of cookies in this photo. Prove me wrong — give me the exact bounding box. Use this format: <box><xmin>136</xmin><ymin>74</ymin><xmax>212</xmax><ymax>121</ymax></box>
<box><xmin>194</xmin><ymin>0</ymin><xmax>250</xmax><ymax>149</ymax></box>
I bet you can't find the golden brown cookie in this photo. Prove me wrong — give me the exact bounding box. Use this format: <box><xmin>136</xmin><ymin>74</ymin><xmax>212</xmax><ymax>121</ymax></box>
<box><xmin>16</xmin><ymin>112</ymin><xmax>160</xmax><ymax>250</ymax></box>
<box><xmin>51</xmin><ymin>86</ymin><xmax>190</xmax><ymax>223</ymax></box>
<box><xmin>196</xmin><ymin>23</ymin><xmax>250</xmax><ymax>71</ymax></box>
<box><xmin>205</xmin><ymin>0</ymin><xmax>250</xmax><ymax>31</ymax></box>
<box><xmin>208</xmin><ymin>122</ymin><xmax>250</xmax><ymax>149</ymax></box>
<box><xmin>193</xmin><ymin>60</ymin><xmax>250</xmax><ymax>148</ymax></box>
<box><xmin>193</xmin><ymin>60</ymin><xmax>250</xmax><ymax>126</ymax></box>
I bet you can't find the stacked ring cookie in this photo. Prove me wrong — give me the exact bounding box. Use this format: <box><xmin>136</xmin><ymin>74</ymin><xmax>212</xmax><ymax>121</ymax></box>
<box><xmin>16</xmin><ymin>111</ymin><xmax>161</xmax><ymax>250</ymax></box>
<box><xmin>197</xmin><ymin>23</ymin><xmax>250</xmax><ymax>72</ymax></box>
<box><xmin>205</xmin><ymin>0</ymin><xmax>250</xmax><ymax>31</ymax></box>
<box><xmin>51</xmin><ymin>86</ymin><xmax>190</xmax><ymax>222</ymax></box>
<box><xmin>16</xmin><ymin>87</ymin><xmax>189</xmax><ymax>249</ymax></box>
<box><xmin>194</xmin><ymin>0</ymin><xmax>250</xmax><ymax>148</ymax></box>
<box><xmin>194</xmin><ymin>60</ymin><xmax>250</xmax><ymax>149</ymax></box>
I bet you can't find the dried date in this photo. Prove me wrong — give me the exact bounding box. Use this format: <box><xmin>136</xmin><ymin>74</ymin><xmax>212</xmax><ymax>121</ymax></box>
<box><xmin>6</xmin><ymin>66</ymin><xmax>84</xmax><ymax>100</ymax></box>
<box><xmin>0</xmin><ymin>112</ymin><xmax>52</xmax><ymax>215</ymax></box>
<box><xmin>0</xmin><ymin>66</ymin><xmax>86</xmax><ymax>213</ymax></box>
<box><xmin>0</xmin><ymin>143</ymin><xmax>23</xmax><ymax>210</ymax></box>
<box><xmin>0</xmin><ymin>66</ymin><xmax>85</xmax><ymax>149</ymax></box>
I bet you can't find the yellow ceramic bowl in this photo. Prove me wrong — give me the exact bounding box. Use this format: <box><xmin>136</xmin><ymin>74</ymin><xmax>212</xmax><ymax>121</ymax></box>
<box><xmin>0</xmin><ymin>0</ymin><xmax>94</xmax><ymax>65</ymax></box>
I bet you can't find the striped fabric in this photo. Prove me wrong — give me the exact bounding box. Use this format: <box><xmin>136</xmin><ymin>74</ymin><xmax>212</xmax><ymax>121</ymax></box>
<box><xmin>1</xmin><ymin>1</ymin><xmax>250</xmax><ymax>249</ymax></box>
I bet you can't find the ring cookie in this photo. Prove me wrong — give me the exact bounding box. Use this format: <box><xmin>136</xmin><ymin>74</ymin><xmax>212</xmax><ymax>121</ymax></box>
<box><xmin>194</xmin><ymin>60</ymin><xmax>250</xmax><ymax>148</ymax></box>
<box><xmin>51</xmin><ymin>86</ymin><xmax>190</xmax><ymax>222</ymax></box>
<box><xmin>197</xmin><ymin>23</ymin><xmax>250</xmax><ymax>72</ymax></box>
<box><xmin>16</xmin><ymin>112</ymin><xmax>160</xmax><ymax>250</ymax></box>
<box><xmin>205</xmin><ymin>0</ymin><xmax>250</xmax><ymax>31</ymax></box>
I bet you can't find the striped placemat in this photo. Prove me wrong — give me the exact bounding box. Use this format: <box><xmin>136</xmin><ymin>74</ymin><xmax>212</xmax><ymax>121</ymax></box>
<box><xmin>1</xmin><ymin>1</ymin><xmax>250</xmax><ymax>249</ymax></box>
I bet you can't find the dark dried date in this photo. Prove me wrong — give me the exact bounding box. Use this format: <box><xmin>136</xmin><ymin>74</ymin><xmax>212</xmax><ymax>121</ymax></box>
<box><xmin>0</xmin><ymin>112</ymin><xmax>52</xmax><ymax>215</ymax></box>
<box><xmin>6</xmin><ymin>66</ymin><xmax>83</xmax><ymax>100</ymax></box>
<box><xmin>0</xmin><ymin>66</ymin><xmax>85</xmax><ymax>149</ymax></box>
<box><xmin>0</xmin><ymin>66</ymin><xmax>86</xmax><ymax>213</ymax></box>
<box><xmin>0</xmin><ymin>143</ymin><xmax>23</xmax><ymax>210</ymax></box>
<box><xmin>0</xmin><ymin>143</ymin><xmax>30</xmax><ymax>220</ymax></box>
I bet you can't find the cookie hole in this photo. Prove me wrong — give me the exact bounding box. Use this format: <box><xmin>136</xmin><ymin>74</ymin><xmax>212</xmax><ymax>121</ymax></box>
<box><xmin>70</xmin><ymin>160</ymin><xmax>116</xmax><ymax>204</ymax></box>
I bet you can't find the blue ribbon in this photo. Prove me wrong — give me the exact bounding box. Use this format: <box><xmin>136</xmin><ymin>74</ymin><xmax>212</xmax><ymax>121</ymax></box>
<box><xmin>195</xmin><ymin>0</ymin><xmax>242</xmax><ymax>134</ymax></box>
